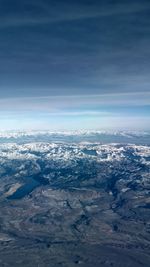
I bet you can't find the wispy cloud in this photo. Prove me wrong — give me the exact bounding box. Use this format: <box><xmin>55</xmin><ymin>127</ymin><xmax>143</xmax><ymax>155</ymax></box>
<box><xmin>0</xmin><ymin>91</ymin><xmax>149</xmax><ymax>110</ymax></box>
<box><xmin>0</xmin><ymin>2</ymin><xmax>150</xmax><ymax>28</ymax></box>
<box><xmin>0</xmin><ymin>0</ymin><xmax>149</xmax><ymax>131</ymax></box>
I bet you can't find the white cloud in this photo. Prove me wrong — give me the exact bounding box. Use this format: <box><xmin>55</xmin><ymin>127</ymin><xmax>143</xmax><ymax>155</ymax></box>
<box><xmin>0</xmin><ymin>92</ymin><xmax>149</xmax><ymax>113</ymax></box>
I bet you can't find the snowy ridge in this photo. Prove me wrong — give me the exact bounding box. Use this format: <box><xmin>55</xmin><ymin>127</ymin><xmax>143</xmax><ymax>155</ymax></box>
<box><xmin>0</xmin><ymin>142</ymin><xmax>149</xmax><ymax>164</ymax></box>
<box><xmin>0</xmin><ymin>130</ymin><xmax>149</xmax><ymax>138</ymax></box>
<box><xmin>0</xmin><ymin>130</ymin><xmax>149</xmax><ymax>147</ymax></box>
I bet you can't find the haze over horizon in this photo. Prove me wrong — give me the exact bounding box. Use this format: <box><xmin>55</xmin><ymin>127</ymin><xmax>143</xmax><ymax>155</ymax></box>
<box><xmin>0</xmin><ymin>0</ymin><xmax>150</xmax><ymax>130</ymax></box>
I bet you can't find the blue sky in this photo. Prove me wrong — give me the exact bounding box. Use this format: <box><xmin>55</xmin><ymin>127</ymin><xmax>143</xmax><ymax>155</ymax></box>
<box><xmin>0</xmin><ymin>0</ymin><xmax>150</xmax><ymax>130</ymax></box>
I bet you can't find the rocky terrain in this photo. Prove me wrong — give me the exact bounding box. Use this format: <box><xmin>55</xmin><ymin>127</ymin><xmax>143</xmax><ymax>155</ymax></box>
<box><xmin>0</xmin><ymin>133</ymin><xmax>150</xmax><ymax>266</ymax></box>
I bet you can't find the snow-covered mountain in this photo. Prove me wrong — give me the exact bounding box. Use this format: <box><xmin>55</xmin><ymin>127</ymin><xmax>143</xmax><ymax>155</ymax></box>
<box><xmin>0</xmin><ymin>142</ymin><xmax>150</xmax><ymax>163</ymax></box>
<box><xmin>0</xmin><ymin>130</ymin><xmax>149</xmax><ymax>145</ymax></box>
<box><xmin>0</xmin><ymin>135</ymin><xmax>150</xmax><ymax>267</ymax></box>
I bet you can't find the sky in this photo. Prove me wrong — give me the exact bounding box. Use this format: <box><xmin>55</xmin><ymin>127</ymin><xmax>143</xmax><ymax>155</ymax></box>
<box><xmin>0</xmin><ymin>0</ymin><xmax>150</xmax><ymax>131</ymax></box>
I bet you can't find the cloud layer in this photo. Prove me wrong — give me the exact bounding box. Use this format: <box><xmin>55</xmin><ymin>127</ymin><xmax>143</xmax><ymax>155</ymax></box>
<box><xmin>0</xmin><ymin>0</ymin><xmax>150</xmax><ymax>130</ymax></box>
